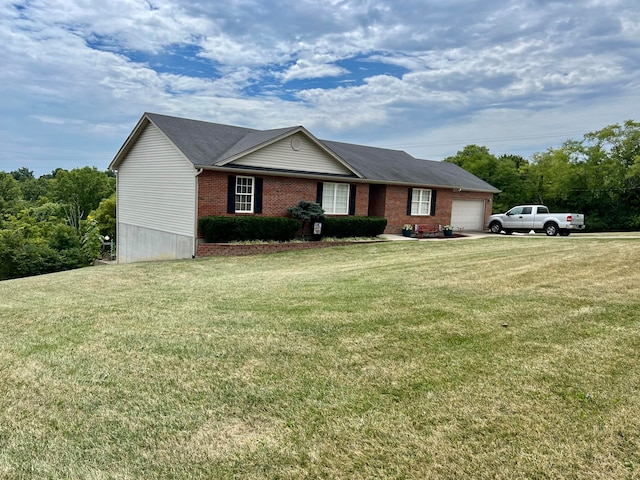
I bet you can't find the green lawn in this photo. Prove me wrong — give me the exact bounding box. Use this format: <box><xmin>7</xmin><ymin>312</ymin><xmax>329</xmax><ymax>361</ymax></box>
<box><xmin>1</xmin><ymin>237</ymin><xmax>639</xmax><ymax>479</ymax></box>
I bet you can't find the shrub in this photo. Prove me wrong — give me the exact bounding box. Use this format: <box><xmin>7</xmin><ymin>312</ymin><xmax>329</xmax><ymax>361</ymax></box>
<box><xmin>322</xmin><ymin>216</ymin><xmax>388</xmax><ymax>238</ymax></box>
<box><xmin>91</xmin><ymin>193</ymin><xmax>116</xmax><ymax>239</ymax></box>
<box><xmin>287</xmin><ymin>201</ymin><xmax>325</xmax><ymax>223</ymax></box>
<box><xmin>0</xmin><ymin>229</ymin><xmax>85</xmax><ymax>280</ymax></box>
<box><xmin>199</xmin><ymin>216</ymin><xmax>300</xmax><ymax>242</ymax></box>
<box><xmin>81</xmin><ymin>216</ymin><xmax>103</xmax><ymax>264</ymax></box>
<box><xmin>287</xmin><ymin>201</ymin><xmax>326</xmax><ymax>239</ymax></box>
<box><xmin>48</xmin><ymin>224</ymin><xmax>81</xmax><ymax>251</ymax></box>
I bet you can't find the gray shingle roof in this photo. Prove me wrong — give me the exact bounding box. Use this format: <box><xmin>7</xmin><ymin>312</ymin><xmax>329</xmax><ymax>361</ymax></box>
<box><xmin>322</xmin><ymin>140</ymin><xmax>498</xmax><ymax>191</ymax></box>
<box><xmin>146</xmin><ymin>113</ymin><xmax>257</xmax><ymax>166</ymax></box>
<box><xmin>140</xmin><ymin>112</ymin><xmax>499</xmax><ymax>192</ymax></box>
<box><xmin>218</xmin><ymin>126</ymin><xmax>301</xmax><ymax>163</ymax></box>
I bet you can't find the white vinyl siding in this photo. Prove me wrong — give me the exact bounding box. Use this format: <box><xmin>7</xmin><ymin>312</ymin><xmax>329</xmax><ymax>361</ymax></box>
<box><xmin>322</xmin><ymin>183</ymin><xmax>350</xmax><ymax>215</ymax></box>
<box><xmin>235</xmin><ymin>176</ymin><xmax>254</xmax><ymax>213</ymax></box>
<box><xmin>116</xmin><ymin>123</ymin><xmax>196</xmax><ymax>238</ymax></box>
<box><xmin>411</xmin><ymin>188</ymin><xmax>432</xmax><ymax>215</ymax></box>
<box><xmin>231</xmin><ymin>134</ymin><xmax>353</xmax><ymax>175</ymax></box>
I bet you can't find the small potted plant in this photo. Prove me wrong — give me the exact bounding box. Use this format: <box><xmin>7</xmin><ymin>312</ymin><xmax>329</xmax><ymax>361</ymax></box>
<box><xmin>402</xmin><ymin>224</ymin><xmax>414</xmax><ymax>237</ymax></box>
<box><xmin>443</xmin><ymin>225</ymin><xmax>454</xmax><ymax>237</ymax></box>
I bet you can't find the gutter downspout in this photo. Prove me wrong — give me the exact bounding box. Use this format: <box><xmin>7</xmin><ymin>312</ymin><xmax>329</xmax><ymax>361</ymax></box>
<box><xmin>193</xmin><ymin>168</ymin><xmax>203</xmax><ymax>258</ymax></box>
<box><xmin>112</xmin><ymin>169</ymin><xmax>119</xmax><ymax>263</ymax></box>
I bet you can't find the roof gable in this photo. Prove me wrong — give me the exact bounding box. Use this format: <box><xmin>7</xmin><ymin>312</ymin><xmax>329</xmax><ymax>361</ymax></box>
<box><xmin>228</xmin><ymin>132</ymin><xmax>356</xmax><ymax>176</ymax></box>
<box><xmin>110</xmin><ymin>113</ymin><xmax>499</xmax><ymax>193</ymax></box>
<box><xmin>135</xmin><ymin>114</ymin><xmax>362</xmax><ymax>177</ymax></box>
<box><xmin>215</xmin><ymin>127</ymin><xmax>300</xmax><ymax>164</ymax></box>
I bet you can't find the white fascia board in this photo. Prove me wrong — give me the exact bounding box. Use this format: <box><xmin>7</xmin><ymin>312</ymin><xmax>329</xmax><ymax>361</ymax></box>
<box><xmin>215</xmin><ymin>126</ymin><xmax>365</xmax><ymax>179</ymax></box>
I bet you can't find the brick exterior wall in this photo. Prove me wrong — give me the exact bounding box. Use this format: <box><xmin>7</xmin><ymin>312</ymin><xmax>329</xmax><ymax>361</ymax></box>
<box><xmin>383</xmin><ymin>185</ymin><xmax>493</xmax><ymax>233</ymax></box>
<box><xmin>197</xmin><ymin>170</ymin><xmax>492</xmax><ymax>236</ymax></box>
<box><xmin>196</xmin><ymin>172</ymin><xmax>229</xmax><ymax>218</ymax></box>
<box><xmin>368</xmin><ymin>184</ymin><xmax>387</xmax><ymax>217</ymax></box>
<box><xmin>197</xmin><ymin>170</ymin><xmax>369</xmax><ymax>219</ymax></box>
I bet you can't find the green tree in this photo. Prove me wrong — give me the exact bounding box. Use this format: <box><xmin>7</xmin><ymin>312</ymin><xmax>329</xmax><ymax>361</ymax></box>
<box><xmin>524</xmin><ymin>121</ymin><xmax>640</xmax><ymax>230</ymax></box>
<box><xmin>10</xmin><ymin>167</ymin><xmax>35</xmax><ymax>182</ymax></box>
<box><xmin>0</xmin><ymin>166</ymin><xmax>116</xmax><ymax>279</ymax></box>
<box><xmin>0</xmin><ymin>172</ymin><xmax>21</xmax><ymax>213</ymax></box>
<box><xmin>529</xmin><ymin>144</ymin><xmax>582</xmax><ymax>210</ymax></box>
<box><xmin>52</xmin><ymin>167</ymin><xmax>115</xmax><ymax>232</ymax></box>
<box><xmin>444</xmin><ymin>145</ymin><xmax>498</xmax><ymax>179</ymax></box>
<box><xmin>287</xmin><ymin>201</ymin><xmax>325</xmax><ymax>238</ymax></box>
<box><xmin>10</xmin><ymin>167</ymin><xmax>49</xmax><ymax>202</ymax></box>
<box><xmin>81</xmin><ymin>216</ymin><xmax>103</xmax><ymax>264</ymax></box>
<box><xmin>579</xmin><ymin>120</ymin><xmax>640</xmax><ymax>229</ymax></box>
<box><xmin>90</xmin><ymin>193</ymin><xmax>116</xmax><ymax>240</ymax></box>
<box><xmin>0</xmin><ymin>209</ymin><xmax>84</xmax><ymax>280</ymax></box>
<box><xmin>491</xmin><ymin>155</ymin><xmax>531</xmax><ymax>212</ymax></box>
<box><xmin>444</xmin><ymin>146</ymin><xmax>528</xmax><ymax>212</ymax></box>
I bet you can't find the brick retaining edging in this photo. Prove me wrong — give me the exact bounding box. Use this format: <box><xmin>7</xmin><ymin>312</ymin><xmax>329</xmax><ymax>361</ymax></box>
<box><xmin>196</xmin><ymin>240</ymin><xmax>383</xmax><ymax>257</ymax></box>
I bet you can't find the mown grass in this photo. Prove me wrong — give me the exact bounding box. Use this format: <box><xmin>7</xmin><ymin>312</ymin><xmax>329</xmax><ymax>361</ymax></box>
<box><xmin>1</xmin><ymin>237</ymin><xmax>639</xmax><ymax>479</ymax></box>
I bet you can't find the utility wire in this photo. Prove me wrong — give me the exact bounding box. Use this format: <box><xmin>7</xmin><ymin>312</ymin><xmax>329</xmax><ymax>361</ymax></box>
<box><xmin>390</xmin><ymin>131</ymin><xmax>587</xmax><ymax>149</ymax></box>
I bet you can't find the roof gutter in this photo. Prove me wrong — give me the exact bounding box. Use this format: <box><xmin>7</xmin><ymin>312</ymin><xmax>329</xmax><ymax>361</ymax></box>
<box><xmin>194</xmin><ymin>164</ymin><xmax>500</xmax><ymax>193</ymax></box>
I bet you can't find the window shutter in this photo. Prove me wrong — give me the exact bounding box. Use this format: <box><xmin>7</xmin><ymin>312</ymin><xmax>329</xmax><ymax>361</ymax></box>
<box><xmin>254</xmin><ymin>177</ymin><xmax>263</xmax><ymax>214</ymax></box>
<box><xmin>349</xmin><ymin>184</ymin><xmax>357</xmax><ymax>215</ymax></box>
<box><xmin>227</xmin><ymin>175</ymin><xmax>236</xmax><ymax>214</ymax></box>
<box><xmin>316</xmin><ymin>182</ymin><xmax>323</xmax><ymax>204</ymax></box>
<box><xmin>407</xmin><ymin>188</ymin><xmax>413</xmax><ymax>215</ymax></box>
<box><xmin>430</xmin><ymin>190</ymin><xmax>437</xmax><ymax>216</ymax></box>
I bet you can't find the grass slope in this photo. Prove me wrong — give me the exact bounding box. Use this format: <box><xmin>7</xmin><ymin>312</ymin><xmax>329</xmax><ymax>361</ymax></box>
<box><xmin>1</xmin><ymin>238</ymin><xmax>639</xmax><ymax>479</ymax></box>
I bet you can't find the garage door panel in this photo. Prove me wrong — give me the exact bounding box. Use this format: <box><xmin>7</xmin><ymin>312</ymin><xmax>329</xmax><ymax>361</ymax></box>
<box><xmin>451</xmin><ymin>200</ymin><xmax>484</xmax><ymax>231</ymax></box>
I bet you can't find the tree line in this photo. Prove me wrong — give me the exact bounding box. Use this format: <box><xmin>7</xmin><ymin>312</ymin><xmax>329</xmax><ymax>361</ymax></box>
<box><xmin>1</xmin><ymin>120</ymin><xmax>638</xmax><ymax>280</ymax></box>
<box><xmin>0</xmin><ymin>166</ymin><xmax>115</xmax><ymax>280</ymax></box>
<box><xmin>445</xmin><ymin>120</ymin><xmax>640</xmax><ymax>231</ymax></box>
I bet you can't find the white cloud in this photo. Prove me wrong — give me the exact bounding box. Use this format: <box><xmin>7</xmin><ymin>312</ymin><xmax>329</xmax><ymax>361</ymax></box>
<box><xmin>0</xmin><ymin>0</ymin><xmax>639</xmax><ymax>176</ymax></box>
<box><xmin>279</xmin><ymin>60</ymin><xmax>348</xmax><ymax>82</ymax></box>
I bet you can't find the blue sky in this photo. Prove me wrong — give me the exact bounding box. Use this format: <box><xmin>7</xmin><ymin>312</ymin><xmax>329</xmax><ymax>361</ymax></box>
<box><xmin>2</xmin><ymin>0</ymin><xmax>639</xmax><ymax>176</ymax></box>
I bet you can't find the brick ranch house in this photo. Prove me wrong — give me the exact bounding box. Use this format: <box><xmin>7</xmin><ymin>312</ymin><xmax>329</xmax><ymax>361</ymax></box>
<box><xmin>109</xmin><ymin>112</ymin><xmax>499</xmax><ymax>263</ymax></box>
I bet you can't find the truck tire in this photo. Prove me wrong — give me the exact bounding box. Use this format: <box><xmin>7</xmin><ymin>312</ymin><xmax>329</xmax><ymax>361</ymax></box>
<box><xmin>545</xmin><ymin>223</ymin><xmax>559</xmax><ymax>236</ymax></box>
<box><xmin>489</xmin><ymin>221</ymin><xmax>502</xmax><ymax>234</ymax></box>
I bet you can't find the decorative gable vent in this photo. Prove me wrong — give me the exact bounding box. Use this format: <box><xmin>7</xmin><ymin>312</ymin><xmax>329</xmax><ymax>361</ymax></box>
<box><xmin>230</xmin><ymin>135</ymin><xmax>353</xmax><ymax>175</ymax></box>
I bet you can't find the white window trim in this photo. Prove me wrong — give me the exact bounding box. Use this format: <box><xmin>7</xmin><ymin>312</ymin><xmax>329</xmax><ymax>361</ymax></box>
<box><xmin>235</xmin><ymin>176</ymin><xmax>254</xmax><ymax>213</ymax></box>
<box><xmin>411</xmin><ymin>188</ymin><xmax>432</xmax><ymax>216</ymax></box>
<box><xmin>323</xmin><ymin>182</ymin><xmax>350</xmax><ymax>215</ymax></box>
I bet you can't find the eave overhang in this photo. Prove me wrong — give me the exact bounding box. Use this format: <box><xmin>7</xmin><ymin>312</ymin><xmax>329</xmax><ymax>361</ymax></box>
<box><xmin>214</xmin><ymin>126</ymin><xmax>366</xmax><ymax>179</ymax></box>
<box><xmin>194</xmin><ymin>164</ymin><xmax>500</xmax><ymax>193</ymax></box>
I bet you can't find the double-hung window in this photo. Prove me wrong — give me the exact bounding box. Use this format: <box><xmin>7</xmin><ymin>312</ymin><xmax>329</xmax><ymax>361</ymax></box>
<box><xmin>410</xmin><ymin>188</ymin><xmax>432</xmax><ymax>215</ymax></box>
<box><xmin>235</xmin><ymin>176</ymin><xmax>254</xmax><ymax>213</ymax></box>
<box><xmin>322</xmin><ymin>183</ymin><xmax>350</xmax><ymax>215</ymax></box>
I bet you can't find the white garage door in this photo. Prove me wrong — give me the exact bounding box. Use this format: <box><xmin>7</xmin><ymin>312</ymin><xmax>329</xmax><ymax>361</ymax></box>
<box><xmin>451</xmin><ymin>200</ymin><xmax>485</xmax><ymax>231</ymax></box>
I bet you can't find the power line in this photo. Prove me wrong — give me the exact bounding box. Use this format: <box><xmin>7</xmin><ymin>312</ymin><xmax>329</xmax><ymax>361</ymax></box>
<box><xmin>391</xmin><ymin>131</ymin><xmax>587</xmax><ymax>149</ymax></box>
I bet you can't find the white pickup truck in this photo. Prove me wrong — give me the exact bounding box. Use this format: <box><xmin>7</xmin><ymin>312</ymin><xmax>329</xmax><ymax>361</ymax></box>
<box><xmin>486</xmin><ymin>205</ymin><xmax>586</xmax><ymax>236</ymax></box>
